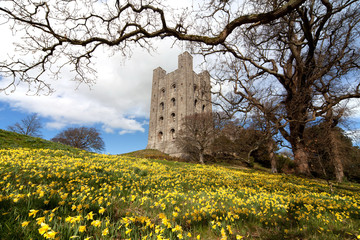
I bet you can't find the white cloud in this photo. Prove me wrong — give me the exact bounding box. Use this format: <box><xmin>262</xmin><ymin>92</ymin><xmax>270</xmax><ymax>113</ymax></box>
<box><xmin>0</xmin><ymin>22</ymin><xmax>189</xmax><ymax>134</ymax></box>
<box><xmin>119</xmin><ymin>129</ymin><xmax>137</xmax><ymax>135</ymax></box>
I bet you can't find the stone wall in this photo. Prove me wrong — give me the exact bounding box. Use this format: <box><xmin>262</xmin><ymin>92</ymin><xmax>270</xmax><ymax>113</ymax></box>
<box><xmin>146</xmin><ymin>52</ymin><xmax>211</xmax><ymax>156</ymax></box>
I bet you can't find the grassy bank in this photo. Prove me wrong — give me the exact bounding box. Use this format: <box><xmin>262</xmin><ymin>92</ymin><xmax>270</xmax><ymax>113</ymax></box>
<box><xmin>0</xmin><ymin>146</ymin><xmax>359</xmax><ymax>239</ymax></box>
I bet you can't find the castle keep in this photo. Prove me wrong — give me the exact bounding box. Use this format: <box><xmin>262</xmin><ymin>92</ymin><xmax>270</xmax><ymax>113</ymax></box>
<box><xmin>146</xmin><ymin>52</ymin><xmax>211</xmax><ymax>156</ymax></box>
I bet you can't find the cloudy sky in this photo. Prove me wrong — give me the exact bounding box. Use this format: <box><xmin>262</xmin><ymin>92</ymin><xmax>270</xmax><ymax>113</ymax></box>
<box><xmin>0</xmin><ymin>21</ymin><xmax>205</xmax><ymax>154</ymax></box>
<box><xmin>0</xmin><ymin>1</ymin><xmax>359</xmax><ymax>154</ymax></box>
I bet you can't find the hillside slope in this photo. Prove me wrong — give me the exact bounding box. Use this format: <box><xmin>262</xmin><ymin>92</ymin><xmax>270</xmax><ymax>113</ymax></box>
<box><xmin>0</xmin><ymin>129</ymin><xmax>79</xmax><ymax>152</ymax></box>
<box><xmin>1</xmin><ymin>129</ymin><xmax>360</xmax><ymax>239</ymax></box>
<box><xmin>122</xmin><ymin>149</ymin><xmax>186</xmax><ymax>161</ymax></box>
<box><xmin>0</xmin><ymin>147</ymin><xmax>359</xmax><ymax>239</ymax></box>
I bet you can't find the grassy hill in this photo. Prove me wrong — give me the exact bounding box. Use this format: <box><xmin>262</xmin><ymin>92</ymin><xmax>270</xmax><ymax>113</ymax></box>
<box><xmin>0</xmin><ymin>129</ymin><xmax>80</xmax><ymax>152</ymax></box>
<box><xmin>122</xmin><ymin>149</ymin><xmax>188</xmax><ymax>162</ymax></box>
<box><xmin>122</xmin><ymin>148</ymin><xmax>173</xmax><ymax>159</ymax></box>
<box><xmin>0</xmin><ymin>129</ymin><xmax>359</xmax><ymax>239</ymax></box>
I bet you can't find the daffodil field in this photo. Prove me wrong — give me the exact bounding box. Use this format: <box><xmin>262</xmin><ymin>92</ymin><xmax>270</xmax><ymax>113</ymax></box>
<box><xmin>0</xmin><ymin>148</ymin><xmax>359</xmax><ymax>240</ymax></box>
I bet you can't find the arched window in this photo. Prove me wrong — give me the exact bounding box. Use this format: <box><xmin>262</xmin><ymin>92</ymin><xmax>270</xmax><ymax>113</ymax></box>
<box><xmin>171</xmin><ymin>113</ymin><xmax>176</xmax><ymax>122</ymax></box>
<box><xmin>171</xmin><ymin>83</ymin><xmax>176</xmax><ymax>91</ymax></box>
<box><xmin>161</xmin><ymin>88</ymin><xmax>165</xmax><ymax>97</ymax></box>
<box><xmin>171</xmin><ymin>98</ymin><xmax>176</xmax><ymax>106</ymax></box>
<box><xmin>160</xmin><ymin>102</ymin><xmax>164</xmax><ymax>110</ymax></box>
<box><xmin>170</xmin><ymin>129</ymin><xmax>175</xmax><ymax>140</ymax></box>
<box><xmin>158</xmin><ymin>131</ymin><xmax>163</xmax><ymax>141</ymax></box>
<box><xmin>194</xmin><ymin>99</ymin><xmax>198</xmax><ymax>107</ymax></box>
<box><xmin>202</xmin><ymin>105</ymin><xmax>206</xmax><ymax>112</ymax></box>
<box><xmin>159</xmin><ymin>116</ymin><xmax>164</xmax><ymax>123</ymax></box>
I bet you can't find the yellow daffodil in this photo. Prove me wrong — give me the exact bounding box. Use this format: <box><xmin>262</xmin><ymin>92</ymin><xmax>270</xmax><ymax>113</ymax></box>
<box><xmin>44</xmin><ymin>230</ymin><xmax>58</xmax><ymax>239</ymax></box>
<box><xmin>126</xmin><ymin>228</ymin><xmax>132</xmax><ymax>235</ymax></box>
<box><xmin>29</xmin><ymin>209</ymin><xmax>39</xmax><ymax>218</ymax></box>
<box><xmin>38</xmin><ymin>223</ymin><xmax>51</xmax><ymax>235</ymax></box>
<box><xmin>91</xmin><ymin>220</ymin><xmax>101</xmax><ymax>227</ymax></box>
<box><xmin>86</xmin><ymin>211</ymin><xmax>94</xmax><ymax>220</ymax></box>
<box><xmin>102</xmin><ymin>228</ymin><xmax>109</xmax><ymax>236</ymax></box>
<box><xmin>36</xmin><ymin>217</ymin><xmax>45</xmax><ymax>225</ymax></box>
<box><xmin>21</xmin><ymin>221</ymin><xmax>30</xmax><ymax>227</ymax></box>
<box><xmin>79</xmin><ymin>225</ymin><xmax>86</xmax><ymax>233</ymax></box>
<box><xmin>99</xmin><ymin>207</ymin><xmax>105</xmax><ymax>215</ymax></box>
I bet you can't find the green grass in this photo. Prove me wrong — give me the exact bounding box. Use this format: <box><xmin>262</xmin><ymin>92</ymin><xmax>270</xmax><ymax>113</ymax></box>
<box><xmin>0</xmin><ymin>129</ymin><xmax>81</xmax><ymax>152</ymax></box>
<box><xmin>0</xmin><ymin>129</ymin><xmax>360</xmax><ymax>239</ymax></box>
<box><xmin>123</xmin><ymin>149</ymin><xmax>176</xmax><ymax>159</ymax></box>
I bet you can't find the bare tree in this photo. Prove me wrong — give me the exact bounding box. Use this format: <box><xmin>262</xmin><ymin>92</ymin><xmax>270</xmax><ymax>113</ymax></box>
<box><xmin>51</xmin><ymin>127</ymin><xmax>105</xmax><ymax>152</ymax></box>
<box><xmin>209</xmin><ymin>0</ymin><xmax>360</xmax><ymax>176</ymax></box>
<box><xmin>212</xmin><ymin>115</ymin><xmax>278</xmax><ymax>171</ymax></box>
<box><xmin>7</xmin><ymin>113</ymin><xmax>42</xmax><ymax>137</ymax></box>
<box><xmin>305</xmin><ymin>106</ymin><xmax>355</xmax><ymax>182</ymax></box>
<box><xmin>249</xmin><ymin>110</ymin><xmax>279</xmax><ymax>173</ymax></box>
<box><xmin>175</xmin><ymin>112</ymin><xmax>215</xmax><ymax>164</ymax></box>
<box><xmin>0</xmin><ymin>0</ymin><xmax>306</xmax><ymax>93</ymax></box>
<box><xmin>211</xmin><ymin>117</ymin><xmax>242</xmax><ymax>158</ymax></box>
<box><xmin>212</xmin><ymin>92</ymin><xmax>280</xmax><ymax>172</ymax></box>
<box><xmin>322</xmin><ymin>109</ymin><xmax>346</xmax><ymax>182</ymax></box>
<box><xmin>304</xmin><ymin>117</ymin><xmax>355</xmax><ymax>182</ymax></box>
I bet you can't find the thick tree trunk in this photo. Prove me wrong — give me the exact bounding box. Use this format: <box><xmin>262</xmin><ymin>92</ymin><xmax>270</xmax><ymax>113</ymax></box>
<box><xmin>267</xmin><ymin>141</ymin><xmax>277</xmax><ymax>173</ymax></box>
<box><xmin>293</xmin><ymin>142</ymin><xmax>311</xmax><ymax>176</ymax></box>
<box><xmin>285</xmin><ymin>89</ymin><xmax>312</xmax><ymax>176</ymax></box>
<box><xmin>329</xmin><ymin>130</ymin><xmax>344</xmax><ymax>182</ymax></box>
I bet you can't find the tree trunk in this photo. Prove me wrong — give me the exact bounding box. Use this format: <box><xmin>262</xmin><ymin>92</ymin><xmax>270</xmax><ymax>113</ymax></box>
<box><xmin>199</xmin><ymin>152</ymin><xmax>205</xmax><ymax>164</ymax></box>
<box><xmin>267</xmin><ymin>140</ymin><xmax>277</xmax><ymax>173</ymax></box>
<box><xmin>285</xmin><ymin>91</ymin><xmax>312</xmax><ymax>176</ymax></box>
<box><xmin>293</xmin><ymin>142</ymin><xmax>311</xmax><ymax>176</ymax></box>
<box><xmin>247</xmin><ymin>145</ymin><xmax>259</xmax><ymax>167</ymax></box>
<box><xmin>329</xmin><ymin>130</ymin><xmax>344</xmax><ymax>182</ymax></box>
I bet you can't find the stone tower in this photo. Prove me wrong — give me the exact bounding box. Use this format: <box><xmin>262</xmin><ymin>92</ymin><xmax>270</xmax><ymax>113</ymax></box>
<box><xmin>146</xmin><ymin>52</ymin><xmax>211</xmax><ymax>156</ymax></box>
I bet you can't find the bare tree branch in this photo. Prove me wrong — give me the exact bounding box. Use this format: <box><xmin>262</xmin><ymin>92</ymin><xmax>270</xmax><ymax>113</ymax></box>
<box><xmin>7</xmin><ymin>113</ymin><xmax>42</xmax><ymax>137</ymax></box>
<box><xmin>207</xmin><ymin>0</ymin><xmax>360</xmax><ymax>175</ymax></box>
<box><xmin>0</xmin><ymin>0</ymin><xmax>306</xmax><ymax>93</ymax></box>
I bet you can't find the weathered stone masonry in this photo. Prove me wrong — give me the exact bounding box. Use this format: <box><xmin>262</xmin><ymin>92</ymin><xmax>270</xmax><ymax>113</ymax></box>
<box><xmin>146</xmin><ymin>52</ymin><xmax>212</xmax><ymax>156</ymax></box>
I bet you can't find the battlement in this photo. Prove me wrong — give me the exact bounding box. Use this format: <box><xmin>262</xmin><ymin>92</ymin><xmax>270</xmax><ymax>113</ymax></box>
<box><xmin>178</xmin><ymin>51</ymin><xmax>193</xmax><ymax>70</ymax></box>
<box><xmin>153</xmin><ymin>67</ymin><xmax>166</xmax><ymax>75</ymax></box>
